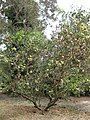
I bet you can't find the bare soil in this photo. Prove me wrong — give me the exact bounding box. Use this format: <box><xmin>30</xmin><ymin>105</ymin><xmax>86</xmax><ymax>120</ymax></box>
<box><xmin>0</xmin><ymin>93</ymin><xmax>90</xmax><ymax>120</ymax></box>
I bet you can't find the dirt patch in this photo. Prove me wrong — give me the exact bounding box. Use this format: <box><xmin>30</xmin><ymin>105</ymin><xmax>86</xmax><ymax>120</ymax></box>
<box><xmin>0</xmin><ymin>94</ymin><xmax>90</xmax><ymax>120</ymax></box>
<box><xmin>57</xmin><ymin>97</ymin><xmax>90</xmax><ymax>112</ymax></box>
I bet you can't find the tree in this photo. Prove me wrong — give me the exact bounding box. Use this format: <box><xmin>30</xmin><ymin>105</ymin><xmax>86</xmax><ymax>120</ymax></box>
<box><xmin>1</xmin><ymin>8</ymin><xmax>90</xmax><ymax>111</ymax></box>
<box><xmin>39</xmin><ymin>0</ymin><xmax>62</xmax><ymax>38</ymax></box>
<box><xmin>0</xmin><ymin>2</ymin><xmax>90</xmax><ymax>111</ymax></box>
<box><xmin>0</xmin><ymin>0</ymin><xmax>39</xmax><ymax>32</ymax></box>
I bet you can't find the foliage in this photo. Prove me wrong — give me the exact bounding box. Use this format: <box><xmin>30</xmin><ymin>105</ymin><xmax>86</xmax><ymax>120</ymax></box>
<box><xmin>58</xmin><ymin>9</ymin><xmax>90</xmax><ymax>96</ymax></box>
<box><xmin>66</xmin><ymin>75</ymin><xmax>90</xmax><ymax>96</ymax></box>
<box><xmin>0</xmin><ymin>0</ymin><xmax>39</xmax><ymax>32</ymax></box>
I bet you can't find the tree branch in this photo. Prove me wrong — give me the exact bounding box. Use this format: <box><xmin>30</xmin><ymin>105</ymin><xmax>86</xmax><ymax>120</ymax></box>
<box><xmin>12</xmin><ymin>91</ymin><xmax>42</xmax><ymax>111</ymax></box>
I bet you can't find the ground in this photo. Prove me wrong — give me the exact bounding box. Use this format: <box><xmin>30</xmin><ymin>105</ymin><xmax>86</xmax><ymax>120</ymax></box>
<box><xmin>0</xmin><ymin>93</ymin><xmax>90</xmax><ymax>120</ymax></box>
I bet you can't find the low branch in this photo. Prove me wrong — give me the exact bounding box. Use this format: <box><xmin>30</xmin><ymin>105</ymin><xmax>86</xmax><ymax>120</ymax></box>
<box><xmin>12</xmin><ymin>91</ymin><xmax>42</xmax><ymax>111</ymax></box>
